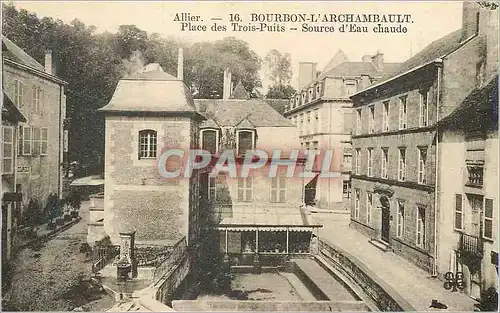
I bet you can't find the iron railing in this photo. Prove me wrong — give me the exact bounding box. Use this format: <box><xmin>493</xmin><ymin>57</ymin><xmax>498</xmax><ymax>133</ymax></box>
<box><xmin>92</xmin><ymin>244</ymin><xmax>120</xmax><ymax>273</ymax></box>
<box><xmin>153</xmin><ymin>237</ymin><xmax>187</xmax><ymax>284</ymax></box>
<box><xmin>459</xmin><ymin>233</ymin><xmax>483</xmax><ymax>255</ymax></box>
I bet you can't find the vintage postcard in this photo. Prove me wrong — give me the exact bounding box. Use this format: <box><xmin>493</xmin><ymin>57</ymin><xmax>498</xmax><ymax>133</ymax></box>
<box><xmin>1</xmin><ymin>1</ymin><xmax>499</xmax><ymax>312</ymax></box>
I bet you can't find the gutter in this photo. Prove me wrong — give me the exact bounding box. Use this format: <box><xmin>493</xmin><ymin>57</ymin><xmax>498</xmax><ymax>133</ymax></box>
<box><xmin>350</xmin><ymin>59</ymin><xmax>443</xmax><ymax>98</ymax></box>
<box><xmin>4</xmin><ymin>58</ymin><xmax>68</xmax><ymax>85</ymax></box>
<box><xmin>432</xmin><ymin>64</ymin><xmax>442</xmax><ymax>277</ymax></box>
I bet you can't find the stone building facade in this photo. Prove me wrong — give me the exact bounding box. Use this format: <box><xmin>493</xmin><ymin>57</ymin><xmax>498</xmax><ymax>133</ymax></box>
<box><xmin>349</xmin><ymin>2</ymin><xmax>499</xmax><ymax>274</ymax></box>
<box><xmin>284</xmin><ymin>51</ymin><xmax>400</xmax><ymax>210</ymax></box>
<box><xmin>2</xmin><ymin>36</ymin><xmax>67</xmax><ymax>260</ymax></box>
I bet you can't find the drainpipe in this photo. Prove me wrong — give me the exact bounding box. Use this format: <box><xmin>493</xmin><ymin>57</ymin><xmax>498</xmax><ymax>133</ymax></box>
<box><xmin>433</xmin><ymin>65</ymin><xmax>442</xmax><ymax>277</ymax></box>
<box><xmin>58</xmin><ymin>85</ymin><xmax>63</xmax><ymax>199</ymax></box>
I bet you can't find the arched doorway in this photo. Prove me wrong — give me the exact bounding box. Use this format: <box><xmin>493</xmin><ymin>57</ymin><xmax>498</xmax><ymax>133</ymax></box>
<box><xmin>379</xmin><ymin>196</ymin><xmax>390</xmax><ymax>243</ymax></box>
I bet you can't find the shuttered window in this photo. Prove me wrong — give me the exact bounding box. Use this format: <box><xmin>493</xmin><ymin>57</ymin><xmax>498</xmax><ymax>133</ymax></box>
<box><xmin>483</xmin><ymin>198</ymin><xmax>494</xmax><ymax>240</ymax></box>
<box><xmin>2</xmin><ymin>126</ymin><xmax>14</xmax><ymax>174</ymax></box>
<box><xmin>454</xmin><ymin>194</ymin><xmax>463</xmax><ymax>230</ymax></box>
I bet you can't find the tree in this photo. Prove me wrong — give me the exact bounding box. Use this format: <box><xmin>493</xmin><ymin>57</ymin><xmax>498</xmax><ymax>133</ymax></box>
<box><xmin>186</xmin><ymin>37</ymin><xmax>262</xmax><ymax>98</ymax></box>
<box><xmin>264</xmin><ymin>49</ymin><xmax>292</xmax><ymax>86</ymax></box>
<box><xmin>265</xmin><ymin>84</ymin><xmax>296</xmax><ymax>100</ymax></box>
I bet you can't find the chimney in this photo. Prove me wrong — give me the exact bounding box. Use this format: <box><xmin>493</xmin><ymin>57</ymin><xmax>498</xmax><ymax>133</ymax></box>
<box><xmin>177</xmin><ymin>47</ymin><xmax>184</xmax><ymax>81</ymax></box>
<box><xmin>360</xmin><ymin>75</ymin><xmax>372</xmax><ymax>89</ymax></box>
<box><xmin>362</xmin><ymin>55</ymin><xmax>372</xmax><ymax>62</ymax></box>
<box><xmin>461</xmin><ymin>2</ymin><xmax>481</xmax><ymax>41</ymax></box>
<box><xmin>44</xmin><ymin>50</ymin><xmax>53</xmax><ymax>75</ymax></box>
<box><xmin>223</xmin><ymin>68</ymin><xmax>232</xmax><ymax>100</ymax></box>
<box><xmin>371</xmin><ymin>51</ymin><xmax>384</xmax><ymax>71</ymax></box>
<box><xmin>298</xmin><ymin>62</ymin><xmax>317</xmax><ymax>90</ymax></box>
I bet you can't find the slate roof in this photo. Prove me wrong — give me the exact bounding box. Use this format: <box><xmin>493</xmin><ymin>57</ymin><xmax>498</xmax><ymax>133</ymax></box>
<box><xmin>200</xmin><ymin>117</ymin><xmax>219</xmax><ymax>128</ymax></box>
<box><xmin>362</xmin><ymin>29</ymin><xmax>465</xmax><ymax>92</ymax></box>
<box><xmin>100</xmin><ymin>66</ymin><xmax>200</xmax><ymax>115</ymax></box>
<box><xmin>230</xmin><ymin>81</ymin><xmax>250</xmax><ymax>100</ymax></box>
<box><xmin>195</xmin><ymin>99</ymin><xmax>294</xmax><ymax>127</ymax></box>
<box><xmin>322</xmin><ymin>61</ymin><xmax>401</xmax><ymax>78</ymax></box>
<box><xmin>235</xmin><ymin>117</ymin><xmax>255</xmax><ymax>129</ymax></box>
<box><xmin>438</xmin><ymin>75</ymin><xmax>498</xmax><ymax>128</ymax></box>
<box><xmin>264</xmin><ymin>99</ymin><xmax>288</xmax><ymax>115</ymax></box>
<box><xmin>2</xmin><ymin>92</ymin><xmax>26</xmax><ymax>123</ymax></box>
<box><xmin>317</xmin><ymin>49</ymin><xmax>349</xmax><ymax>80</ymax></box>
<box><xmin>2</xmin><ymin>36</ymin><xmax>45</xmax><ymax>71</ymax></box>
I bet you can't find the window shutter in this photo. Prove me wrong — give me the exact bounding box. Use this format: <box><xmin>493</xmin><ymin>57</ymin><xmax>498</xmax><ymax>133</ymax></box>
<box><xmin>484</xmin><ymin>198</ymin><xmax>493</xmax><ymax>239</ymax></box>
<box><xmin>455</xmin><ymin>194</ymin><xmax>463</xmax><ymax>230</ymax></box>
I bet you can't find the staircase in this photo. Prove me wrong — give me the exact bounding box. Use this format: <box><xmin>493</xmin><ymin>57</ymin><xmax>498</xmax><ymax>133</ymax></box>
<box><xmin>368</xmin><ymin>239</ymin><xmax>392</xmax><ymax>252</ymax></box>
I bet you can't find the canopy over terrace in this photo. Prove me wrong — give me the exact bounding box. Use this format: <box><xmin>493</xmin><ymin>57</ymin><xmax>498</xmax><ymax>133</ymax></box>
<box><xmin>216</xmin><ymin>206</ymin><xmax>322</xmax><ymax>255</ymax></box>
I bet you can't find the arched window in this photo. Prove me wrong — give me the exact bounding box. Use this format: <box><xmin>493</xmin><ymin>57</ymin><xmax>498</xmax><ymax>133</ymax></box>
<box><xmin>138</xmin><ymin>130</ymin><xmax>157</xmax><ymax>159</ymax></box>
<box><xmin>236</xmin><ymin>130</ymin><xmax>255</xmax><ymax>156</ymax></box>
<box><xmin>200</xmin><ymin>129</ymin><xmax>219</xmax><ymax>154</ymax></box>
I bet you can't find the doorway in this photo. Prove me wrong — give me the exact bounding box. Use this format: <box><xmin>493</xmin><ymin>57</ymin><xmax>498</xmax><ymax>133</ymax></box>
<box><xmin>380</xmin><ymin>196</ymin><xmax>390</xmax><ymax>243</ymax></box>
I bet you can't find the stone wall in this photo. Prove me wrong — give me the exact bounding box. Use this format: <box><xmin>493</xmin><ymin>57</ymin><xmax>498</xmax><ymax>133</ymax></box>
<box><xmin>172</xmin><ymin>300</ymin><xmax>368</xmax><ymax>311</ymax></box>
<box><xmin>318</xmin><ymin>239</ymin><xmax>415</xmax><ymax>311</ymax></box>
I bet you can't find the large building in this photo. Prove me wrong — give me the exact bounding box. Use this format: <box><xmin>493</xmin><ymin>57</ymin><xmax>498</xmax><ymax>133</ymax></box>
<box><xmin>436</xmin><ymin>75</ymin><xmax>498</xmax><ymax>300</ymax></box>
<box><xmin>195</xmin><ymin>71</ymin><xmax>321</xmax><ymax>266</ymax></box>
<box><xmin>284</xmin><ymin>51</ymin><xmax>400</xmax><ymax>210</ymax></box>
<box><xmin>2</xmin><ymin>37</ymin><xmax>67</xmax><ymax>260</ymax></box>
<box><xmin>96</xmin><ymin>50</ymin><xmax>320</xmax><ymax>266</ymax></box>
<box><xmin>349</xmin><ymin>2</ymin><xmax>498</xmax><ymax>274</ymax></box>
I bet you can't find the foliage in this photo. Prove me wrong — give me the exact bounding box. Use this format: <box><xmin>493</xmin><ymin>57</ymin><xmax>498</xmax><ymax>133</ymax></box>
<box><xmin>264</xmin><ymin>49</ymin><xmax>292</xmax><ymax>86</ymax></box>
<box><xmin>266</xmin><ymin>84</ymin><xmax>296</xmax><ymax>100</ymax></box>
<box><xmin>2</xmin><ymin>4</ymin><xmax>262</xmax><ymax>171</ymax></box>
<box><xmin>23</xmin><ymin>199</ymin><xmax>42</xmax><ymax>227</ymax></box>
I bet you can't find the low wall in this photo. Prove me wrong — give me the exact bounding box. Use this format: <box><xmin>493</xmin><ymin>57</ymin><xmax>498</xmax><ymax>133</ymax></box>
<box><xmin>172</xmin><ymin>300</ymin><xmax>368</xmax><ymax>311</ymax></box>
<box><xmin>155</xmin><ymin>252</ymin><xmax>191</xmax><ymax>305</ymax></box>
<box><xmin>318</xmin><ymin>239</ymin><xmax>415</xmax><ymax>311</ymax></box>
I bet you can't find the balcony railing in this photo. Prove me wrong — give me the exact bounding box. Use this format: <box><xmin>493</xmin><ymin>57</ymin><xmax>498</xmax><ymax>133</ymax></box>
<box><xmin>459</xmin><ymin>233</ymin><xmax>483</xmax><ymax>256</ymax></box>
<box><xmin>466</xmin><ymin>165</ymin><xmax>484</xmax><ymax>187</ymax></box>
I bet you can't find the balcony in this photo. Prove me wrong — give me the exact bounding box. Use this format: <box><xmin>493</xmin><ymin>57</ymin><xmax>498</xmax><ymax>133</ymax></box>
<box><xmin>459</xmin><ymin>233</ymin><xmax>483</xmax><ymax>256</ymax></box>
<box><xmin>466</xmin><ymin>165</ymin><xmax>484</xmax><ymax>187</ymax></box>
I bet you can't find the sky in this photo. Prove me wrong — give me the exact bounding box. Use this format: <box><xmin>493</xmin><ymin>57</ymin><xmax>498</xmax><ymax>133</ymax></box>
<box><xmin>9</xmin><ymin>1</ymin><xmax>464</xmax><ymax>91</ymax></box>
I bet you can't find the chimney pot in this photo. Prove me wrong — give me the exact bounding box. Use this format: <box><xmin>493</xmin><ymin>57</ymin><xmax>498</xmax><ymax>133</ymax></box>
<box><xmin>371</xmin><ymin>52</ymin><xmax>384</xmax><ymax>71</ymax></box>
<box><xmin>44</xmin><ymin>50</ymin><xmax>53</xmax><ymax>75</ymax></box>
<box><xmin>177</xmin><ymin>47</ymin><xmax>184</xmax><ymax>81</ymax></box>
<box><xmin>298</xmin><ymin>62</ymin><xmax>317</xmax><ymax>90</ymax></box>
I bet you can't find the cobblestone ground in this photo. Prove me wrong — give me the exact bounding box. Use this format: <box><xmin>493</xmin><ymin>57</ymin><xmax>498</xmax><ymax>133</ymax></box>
<box><xmin>3</xmin><ymin>202</ymin><xmax>115</xmax><ymax>312</ymax></box>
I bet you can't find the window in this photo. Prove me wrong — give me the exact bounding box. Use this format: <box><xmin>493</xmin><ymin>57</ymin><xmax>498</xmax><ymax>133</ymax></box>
<box><xmin>41</xmin><ymin>128</ymin><xmax>48</xmax><ymax>155</ymax></box>
<box><xmin>237</xmin><ymin>130</ymin><xmax>255</xmax><ymax>156</ymax></box>
<box><xmin>301</xmin><ymin>93</ymin><xmax>306</xmax><ymax>104</ymax></box>
<box><xmin>308</xmin><ymin>89</ymin><xmax>313</xmax><ymax>101</ymax></box>
<box><xmin>454</xmin><ymin>194</ymin><xmax>463</xmax><ymax>230</ymax></box>
<box><xmin>382</xmin><ymin>101</ymin><xmax>389</xmax><ymax>131</ymax></box>
<box><xmin>14</xmin><ymin>80</ymin><xmax>25</xmax><ymax>109</ymax></box>
<box><xmin>367</xmin><ymin>148</ymin><xmax>373</xmax><ymax>177</ymax></box>
<box><xmin>31</xmin><ymin>86</ymin><xmax>43</xmax><ymax>114</ymax></box>
<box><xmin>138</xmin><ymin>130</ymin><xmax>157</xmax><ymax>159</ymax></box>
<box><xmin>397</xmin><ymin>201</ymin><xmax>405</xmax><ymax>237</ymax></box>
<box><xmin>208</xmin><ymin>176</ymin><xmax>216</xmax><ymax>200</ymax></box>
<box><xmin>398</xmin><ymin>148</ymin><xmax>406</xmax><ymax>181</ymax></box>
<box><xmin>366</xmin><ymin>192</ymin><xmax>372</xmax><ymax>224</ymax></box>
<box><xmin>369</xmin><ymin>106</ymin><xmax>375</xmax><ymax>133</ymax></box>
<box><xmin>33</xmin><ymin>128</ymin><xmax>41</xmax><ymax>156</ymax></box>
<box><xmin>201</xmin><ymin>129</ymin><xmax>218</xmax><ymax>154</ymax></box>
<box><xmin>299</xmin><ymin>114</ymin><xmax>304</xmax><ymax>135</ymax></box>
<box><xmin>270</xmin><ymin>177</ymin><xmax>286</xmax><ymax>203</ymax></box>
<box><xmin>316</xmin><ymin>84</ymin><xmax>321</xmax><ymax>97</ymax></box>
<box><xmin>483</xmin><ymin>198</ymin><xmax>493</xmax><ymax>240</ymax></box>
<box><xmin>419</xmin><ymin>91</ymin><xmax>429</xmax><ymax>127</ymax></box>
<box><xmin>398</xmin><ymin>96</ymin><xmax>407</xmax><ymax>130</ymax></box>
<box><xmin>306</xmin><ymin>111</ymin><xmax>311</xmax><ymax>134</ymax></box>
<box><xmin>418</xmin><ymin>148</ymin><xmax>427</xmax><ymax>184</ymax></box>
<box><xmin>356</xmin><ymin>109</ymin><xmax>362</xmax><ymax>134</ymax></box>
<box><xmin>343</xmin><ymin>154</ymin><xmax>352</xmax><ymax>172</ymax></box>
<box><xmin>2</xmin><ymin>126</ymin><xmax>14</xmax><ymax>174</ymax></box>
<box><xmin>237</xmin><ymin>177</ymin><xmax>253</xmax><ymax>202</ymax></box>
<box><xmin>467</xmin><ymin>166</ymin><xmax>484</xmax><ymax>186</ymax></box>
<box><xmin>355</xmin><ymin>149</ymin><xmax>361</xmax><ymax>175</ymax></box>
<box><xmin>354</xmin><ymin>189</ymin><xmax>360</xmax><ymax>219</ymax></box>
<box><xmin>416</xmin><ymin>207</ymin><xmax>426</xmax><ymax>248</ymax></box>
<box><xmin>381</xmin><ymin>148</ymin><xmax>388</xmax><ymax>179</ymax></box>
<box><xmin>314</xmin><ymin>109</ymin><xmax>320</xmax><ymax>133</ymax></box>
<box><xmin>22</xmin><ymin>126</ymin><xmax>32</xmax><ymax>156</ymax></box>
<box><xmin>343</xmin><ymin>181</ymin><xmax>351</xmax><ymax>199</ymax></box>
<box><xmin>345</xmin><ymin>81</ymin><xmax>357</xmax><ymax>96</ymax></box>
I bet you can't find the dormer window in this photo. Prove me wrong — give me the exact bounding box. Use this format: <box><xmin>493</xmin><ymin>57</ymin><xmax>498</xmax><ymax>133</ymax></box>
<box><xmin>308</xmin><ymin>89</ymin><xmax>313</xmax><ymax>101</ymax></box>
<box><xmin>301</xmin><ymin>93</ymin><xmax>306</xmax><ymax>104</ymax></box>
<box><xmin>345</xmin><ymin>80</ymin><xmax>357</xmax><ymax>96</ymax></box>
<box><xmin>316</xmin><ymin>84</ymin><xmax>321</xmax><ymax>97</ymax></box>
<box><xmin>236</xmin><ymin>130</ymin><xmax>255</xmax><ymax>156</ymax></box>
<box><xmin>201</xmin><ymin>128</ymin><xmax>219</xmax><ymax>154</ymax></box>
<box><xmin>138</xmin><ymin>129</ymin><xmax>157</xmax><ymax>159</ymax></box>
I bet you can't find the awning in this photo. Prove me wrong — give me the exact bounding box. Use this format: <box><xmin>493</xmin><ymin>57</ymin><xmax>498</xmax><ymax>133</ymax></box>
<box><xmin>215</xmin><ymin>205</ymin><xmax>322</xmax><ymax>232</ymax></box>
